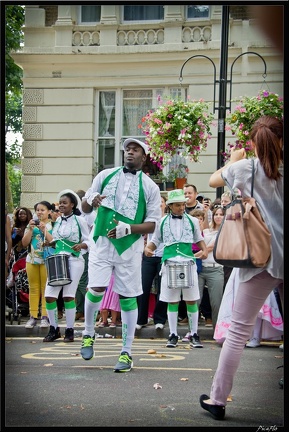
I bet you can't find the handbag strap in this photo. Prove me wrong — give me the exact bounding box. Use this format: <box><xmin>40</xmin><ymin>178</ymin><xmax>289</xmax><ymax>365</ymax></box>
<box><xmin>251</xmin><ymin>159</ymin><xmax>254</xmax><ymax>197</ymax></box>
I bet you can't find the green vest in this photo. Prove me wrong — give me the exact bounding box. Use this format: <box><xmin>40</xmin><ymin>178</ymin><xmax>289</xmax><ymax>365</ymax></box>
<box><xmin>93</xmin><ymin>168</ymin><xmax>146</xmax><ymax>255</ymax></box>
<box><xmin>160</xmin><ymin>214</ymin><xmax>196</xmax><ymax>263</ymax></box>
<box><xmin>55</xmin><ymin>215</ymin><xmax>81</xmax><ymax>257</ymax></box>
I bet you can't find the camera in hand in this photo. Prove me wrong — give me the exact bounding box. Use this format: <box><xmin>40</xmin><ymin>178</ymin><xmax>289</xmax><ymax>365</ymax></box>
<box><xmin>34</xmin><ymin>220</ymin><xmax>40</xmax><ymax>226</ymax></box>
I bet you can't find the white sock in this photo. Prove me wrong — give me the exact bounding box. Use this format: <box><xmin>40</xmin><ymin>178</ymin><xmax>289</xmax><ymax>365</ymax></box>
<box><xmin>120</xmin><ymin>308</ymin><xmax>138</xmax><ymax>356</ymax></box>
<box><xmin>46</xmin><ymin>306</ymin><xmax>58</xmax><ymax>329</ymax></box>
<box><xmin>188</xmin><ymin>309</ymin><xmax>199</xmax><ymax>335</ymax></box>
<box><xmin>167</xmin><ymin>310</ymin><xmax>178</xmax><ymax>336</ymax></box>
<box><xmin>83</xmin><ymin>289</ymin><xmax>105</xmax><ymax>336</ymax></box>
<box><xmin>65</xmin><ymin>306</ymin><xmax>76</xmax><ymax>329</ymax></box>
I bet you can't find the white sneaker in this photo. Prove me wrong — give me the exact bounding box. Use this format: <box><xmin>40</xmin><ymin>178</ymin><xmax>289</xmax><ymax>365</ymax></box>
<box><xmin>25</xmin><ymin>317</ymin><xmax>37</xmax><ymax>329</ymax></box>
<box><xmin>40</xmin><ymin>317</ymin><xmax>50</xmax><ymax>328</ymax></box>
<box><xmin>5</xmin><ymin>305</ymin><xmax>12</xmax><ymax>316</ymax></box>
<box><xmin>155</xmin><ymin>323</ymin><xmax>164</xmax><ymax>330</ymax></box>
<box><xmin>147</xmin><ymin>318</ymin><xmax>154</xmax><ymax>325</ymax></box>
<box><xmin>135</xmin><ymin>324</ymin><xmax>146</xmax><ymax>330</ymax></box>
<box><xmin>246</xmin><ymin>337</ymin><xmax>261</xmax><ymax>348</ymax></box>
<box><xmin>279</xmin><ymin>343</ymin><xmax>283</xmax><ymax>351</ymax></box>
<box><xmin>182</xmin><ymin>332</ymin><xmax>191</xmax><ymax>342</ymax></box>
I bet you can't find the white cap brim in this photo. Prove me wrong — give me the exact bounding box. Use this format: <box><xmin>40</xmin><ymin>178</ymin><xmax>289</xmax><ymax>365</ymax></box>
<box><xmin>57</xmin><ymin>189</ymin><xmax>82</xmax><ymax>209</ymax></box>
<box><xmin>123</xmin><ymin>138</ymin><xmax>149</xmax><ymax>155</ymax></box>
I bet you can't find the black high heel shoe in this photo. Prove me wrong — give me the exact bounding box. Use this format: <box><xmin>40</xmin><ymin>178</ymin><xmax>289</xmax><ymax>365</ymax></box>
<box><xmin>199</xmin><ymin>394</ymin><xmax>225</xmax><ymax>420</ymax></box>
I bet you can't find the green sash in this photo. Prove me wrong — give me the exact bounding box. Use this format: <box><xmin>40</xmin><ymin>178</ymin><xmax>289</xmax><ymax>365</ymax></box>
<box><xmin>93</xmin><ymin>169</ymin><xmax>146</xmax><ymax>255</ymax></box>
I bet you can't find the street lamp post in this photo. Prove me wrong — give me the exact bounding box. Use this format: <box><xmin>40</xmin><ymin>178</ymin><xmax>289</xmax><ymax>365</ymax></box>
<box><xmin>216</xmin><ymin>5</ymin><xmax>229</xmax><ymax>197</ymax></box>
<box><xmin>179</xmin><ymin>6</ymin><xmax>267</xmax><ymax>198</ymax></box>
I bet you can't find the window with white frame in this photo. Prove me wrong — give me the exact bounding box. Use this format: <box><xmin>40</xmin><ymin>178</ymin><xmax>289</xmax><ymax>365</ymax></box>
<box><xmin>98</xmin><ymin>91</ymin><xmax>116</xmax><ymax>169</ymax></box>
<box><xmin>97</xmin><ymin>87</ymin><xmax>188</xmax><ymax>170</ymax></box>
<box><xmin>123</xmin><ymin>5</ymin><xmax>164</xmax><ymax>21</ymax></box>
<box><xmin>122</xmin><ymin>87</ymin><xmax>187</xmax><ymax>138</ymax></box>
<box><xmin>187</xmin><ymin>5</ymin><xmax>210</xmax><ymax>19</ymax></box>
<box><xmin>80</xmin><ymin>5</ymin><xmax>101</xmax><ymax>23</ymax></box>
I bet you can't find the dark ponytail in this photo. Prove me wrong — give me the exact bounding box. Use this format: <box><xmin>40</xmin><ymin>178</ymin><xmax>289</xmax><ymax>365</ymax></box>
<box><xmin>250</xmin><ymin>115</ymin><xmax>283</xmax><ymax>181</ymax></box>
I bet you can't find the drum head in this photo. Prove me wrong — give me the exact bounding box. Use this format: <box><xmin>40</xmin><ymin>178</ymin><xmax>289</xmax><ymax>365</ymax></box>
<box><xmin>166</xmin><ymin>261</ymin><xmax>193</xmax><ymax>289</ymax></box>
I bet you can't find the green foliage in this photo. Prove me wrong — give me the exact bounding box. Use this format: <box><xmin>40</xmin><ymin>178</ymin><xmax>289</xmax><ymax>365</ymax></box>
<box><xmin>5</xmin><ymin>5</ymin><xmax>25</xmax><ymax>96</ymax></box>
<box><xmin>224</xmin><ymin>90</ymin><xmax>283</xmax><ymax>160</ymax></box>
<box><xmin>5</xmin><ymin>5</ymin><xmax>24</xmax><ymax>147</ymax></box>
<box><xmin>158</xmin><ymin>170</ymin><xmax>176</xmax><ymax>183</ymax></box>
<box><xmin>5</xmin><ymin>5</ymin><xmax>25</xmax><ymax>211</ymax></box>
<box><xmin>7</xmin><ymin>162</ymin><xmax>22</xmax><ymax>209</ymax></box>
<box><xmin>5</xmin><ymin>93</ymin><xmax>23</xmax><ymax>134</ymax></box>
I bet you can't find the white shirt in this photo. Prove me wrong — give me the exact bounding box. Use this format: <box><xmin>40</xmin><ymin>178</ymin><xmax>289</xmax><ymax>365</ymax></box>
<box><xmin>222</xmin><ymin>158</ymin><xmax>283</xmax><ymax>281</ymax></box>
<box><xmin>201</xmin><ymin>228</ymin><xmax>218</xmax><ymax>265</ymax></box>
<box><xmin>84</xmin><ymin>167</ymin><xmax>162</xmax><ymax>259</ymax></box>
<box><xmin>53</xmin><ymin>214</ymin><xmax>91</xmax><ymax>256</ymax></box>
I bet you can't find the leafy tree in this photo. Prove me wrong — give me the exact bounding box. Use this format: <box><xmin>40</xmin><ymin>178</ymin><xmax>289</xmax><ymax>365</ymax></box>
<box><xmin>5</xmin><ymin>5</ymin><xmax>25</xmax><ymax>211</ymax></box>
<box><xmin>5</xmin><ymin>5</ymin><xmax>24</xmax><ymax>96</ymax></box>
<box><xmin>7</xmin><ymin>162</ymin><xmax>22</xmax><ymax>209</ymax></box>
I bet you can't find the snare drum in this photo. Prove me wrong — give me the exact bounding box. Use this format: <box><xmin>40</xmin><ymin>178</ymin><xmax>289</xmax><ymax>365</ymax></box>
<box><xmin>166</xmin><ymin>261</ymin><xmax>193</xmax><ymax>289</ymax></box>
<box><xmin>46</xmin><ymin>254</ymin><xmax>71</xmax><ymax>286</ymax></box>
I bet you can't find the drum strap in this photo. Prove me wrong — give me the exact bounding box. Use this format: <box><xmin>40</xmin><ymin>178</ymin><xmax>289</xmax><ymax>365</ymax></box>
<box><xmin>55</xmin><ymin>239</ymin><xmax>80</xmax><ymax>257</ymax></box>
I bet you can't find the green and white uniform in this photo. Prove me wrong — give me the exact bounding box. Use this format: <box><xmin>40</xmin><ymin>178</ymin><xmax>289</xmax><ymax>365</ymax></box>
<box><xmin>151</xmin><ymin>213</ymin><xmax>203</xmax><ymax>302</ymax></box>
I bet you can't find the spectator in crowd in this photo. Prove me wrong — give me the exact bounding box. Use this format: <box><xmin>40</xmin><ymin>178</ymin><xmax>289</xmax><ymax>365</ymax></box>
<box><xmin>219</xmin><ymin>192</ymin><xmax>233</xmax><ymax>290</ymax></box>
<box><xmin>220</xmin><ymin>191</ymin><xmax>231</xmax><ymax>208</ymax></box>
<box><xmin>98</xmin><ymin>273</ymin><xmax>121</xmax><ymax>328</ymax></box>
<box><xmin>190</xmin><ymin>209</ymin><xmax>213</xmax><ymax>329</ymax></box>
<box><xmin>178</xmin><ymin>184</ymin><xmax>204</xmax><ymax>324</ymax></box>
<box><xmin>184</xmin><ymin>184</ymin><xmax>204</xmax><ymax>213</ymax></box>
<box><xmin>214</xmin><ymin>268</ymin><xmax>283</xmax><ymax>347</ymax></box>
<box><xmin>22</xmin><ymin>201</ymin><xmax>54</xmax><ymax>329</ymax></box>
<box><xmin>136</xmin><ymin>194</ymin><xmax>168</xmax><ymax>331</ymax></box>
<box><xmin>202</xmin><ymin>197</ymin><xmax>213</xmax><ymax>227</ymax></box>
<box><xmin>194</xmin><ymin>206</ymin><xmax>225</xmax><ymax>331</ymax></box>
<box><xmin>11</xmin><ymin>207</ymin><xmax>33</xmax><ymax>261</ymax></box>
<box><xmin>5</xmin><ymin>208</ymin><xmax>12</xmax><ymax>281</ymax></box>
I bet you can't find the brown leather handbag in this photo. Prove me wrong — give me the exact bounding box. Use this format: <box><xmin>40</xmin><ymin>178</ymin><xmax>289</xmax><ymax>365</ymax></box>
<box><xmin>213</xmin><ymin>160</ymin><xmax>271</xmax><ymax>268</ymax></box>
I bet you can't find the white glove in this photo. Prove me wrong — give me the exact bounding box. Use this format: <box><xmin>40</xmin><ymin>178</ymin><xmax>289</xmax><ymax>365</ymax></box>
<box><xmin>115</xmin><ymin>221</ymin><xmax>131</xmax><ymax>239</ymax></box>
<box><xmin>87</xmin><ymin>193</ymin><xmax>100</xmax><ymax>207</ymax></box>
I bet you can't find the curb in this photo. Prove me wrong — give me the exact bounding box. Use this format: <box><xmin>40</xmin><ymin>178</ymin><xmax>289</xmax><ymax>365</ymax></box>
<box><xmin>5</xmin><ymin>319</ymin><xmax>214</xmax><ymax>341</ymax></box>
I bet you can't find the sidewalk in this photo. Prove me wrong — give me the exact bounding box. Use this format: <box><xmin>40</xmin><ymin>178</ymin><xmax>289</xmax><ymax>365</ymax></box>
<box><xmin>5</xmin><ymin>313</ymin><xmax>215</xmax><ymax>341</ymax></box>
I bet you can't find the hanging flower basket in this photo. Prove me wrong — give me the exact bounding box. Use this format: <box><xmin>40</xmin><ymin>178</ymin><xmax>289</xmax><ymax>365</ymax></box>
<box><xmin>224</xmin><ymin>90</ymin><xmax>283</xmax><ymax>161</ymax></box>
<box><xmin>139</xmin><ymin>97</ymin><xmax>214</xmax><ymax>169</ymax></box>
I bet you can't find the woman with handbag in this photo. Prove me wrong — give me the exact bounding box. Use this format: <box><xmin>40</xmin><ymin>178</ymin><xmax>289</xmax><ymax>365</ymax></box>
<box><xmin>199</xmin><ymin>115</ymin><xmax>283</xmax><ymax>420</ymax></box>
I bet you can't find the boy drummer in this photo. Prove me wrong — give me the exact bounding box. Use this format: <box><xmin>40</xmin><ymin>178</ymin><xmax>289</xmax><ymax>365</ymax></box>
<box><xmin>144</xmin><ymin>189</ymin><xmax>207</xmax><ymax>348</ymax></box>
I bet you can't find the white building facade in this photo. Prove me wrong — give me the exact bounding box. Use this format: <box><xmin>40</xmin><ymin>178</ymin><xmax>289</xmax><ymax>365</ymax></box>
<box><xmin>12</xmin><ymin>4</ymin><xmax>283</xmax><ymax>210</ymax></box>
